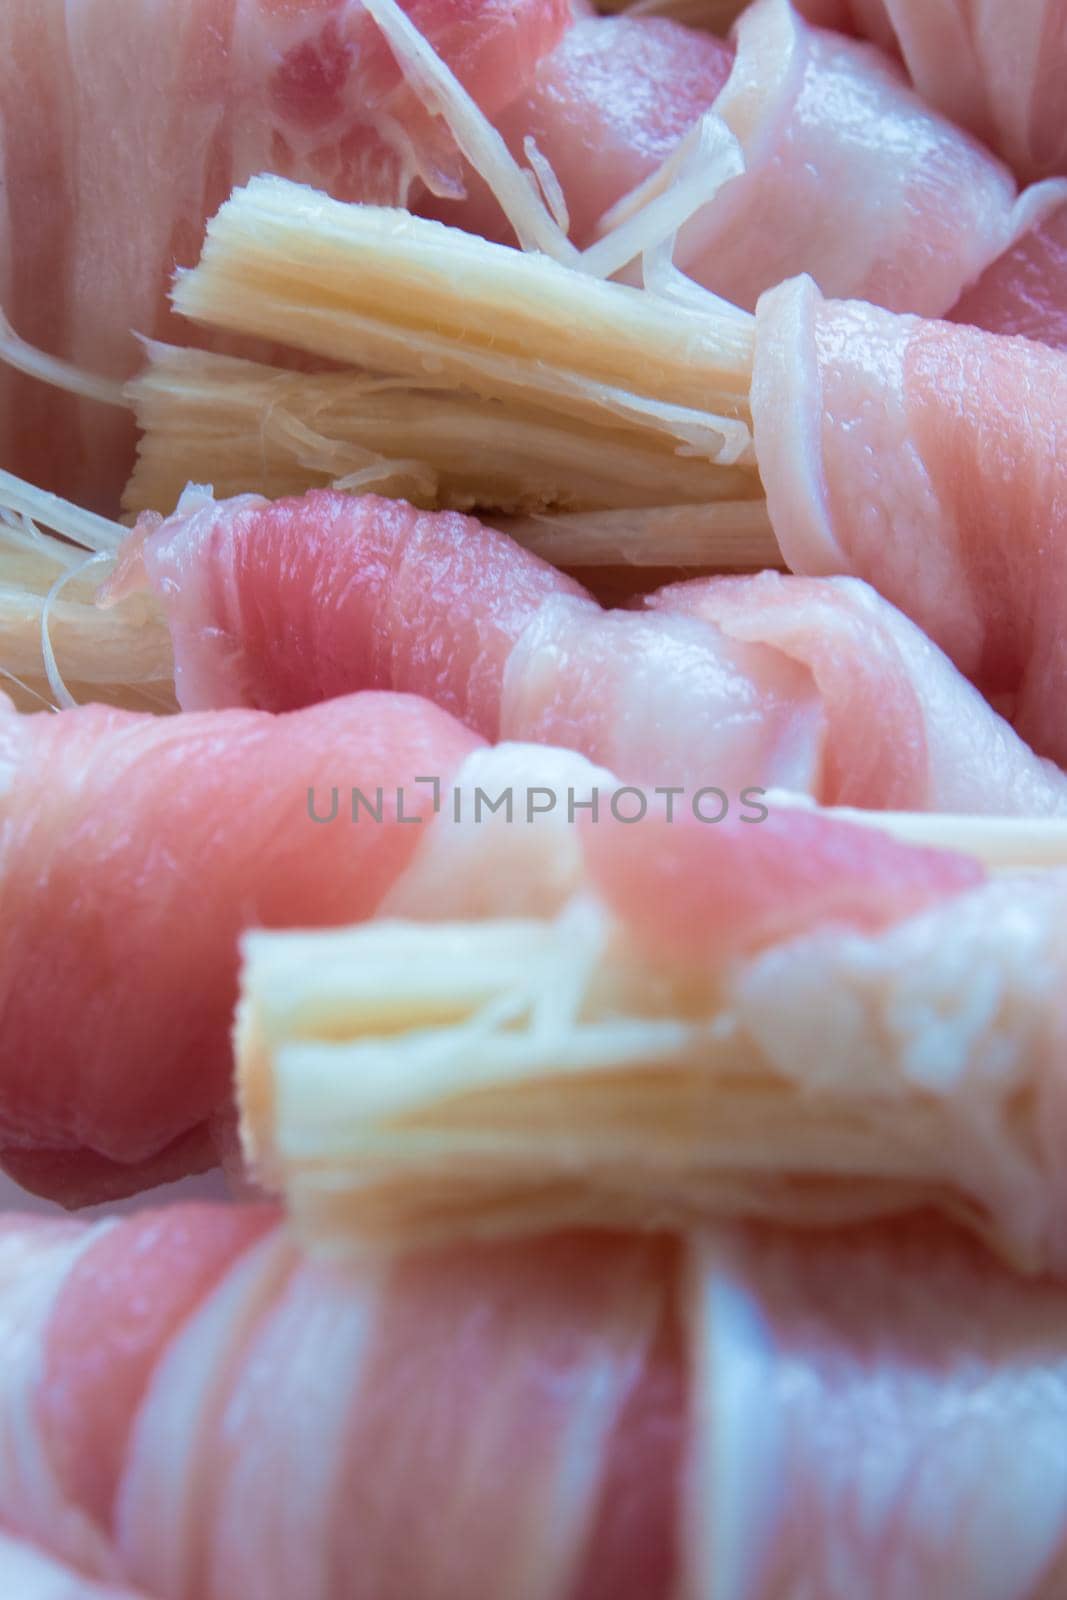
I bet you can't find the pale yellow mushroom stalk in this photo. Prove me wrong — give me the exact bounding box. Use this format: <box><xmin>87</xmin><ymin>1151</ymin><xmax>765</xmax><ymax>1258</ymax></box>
<box><xmin>125</xmin><ymin>341</ymin><xmax>760</xmax><ymax>525</ymax></box>
<box><xmin>173</xmin><ymin>178</ymin><xmax>756</xmax><ymax>448</ymax></box>
<box><xmin>128</xmin><ymin>174</ymin><xmax>770</xmax><ymax>554</ymax></box>
<box><xmin>0</xmin><ymin>469</ymin><xmax>174</xmax><ymax>713</ymax></box>
<box><xmin>236</xmin><ymin>804</ymin><xmax>1067</xmax><ymax>1272</ymax></box>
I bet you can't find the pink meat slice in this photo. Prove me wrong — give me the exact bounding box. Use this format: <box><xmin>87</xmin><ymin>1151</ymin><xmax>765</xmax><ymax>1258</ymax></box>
<box><xmin>0</xmin><ymin>689</ymin><xmax>479</xmax><ymax>1203</ymax></box>
<box><xmin>12</xmin><ymin>1205</ymin><xmax>1067</xmax><ymax>1595</ymax></box>
<box><xmin>433</xmin><ymin>0</ymin><xmax>1044</xmax><ymax>320</ymax></box>
<box><xmin>423</xmin><ymin>14</ymin><xmax>734</xmax><ymax>246</ymax></box>
<box><xmin>752</xmin><ymin>275</ymin><xmax>1067</xmax><ymax>766</ymax></box>
<box><xmin>793</xmin><ymin>0</ymin><xmax>898</xmax><ymax>48</ymax></box>
<box><xmin>110</xmin><ymin>488</ymin><xmax>588</xmax><ymax>735</ymax></box>
<box><xmin>651</xmin><ymin>569</ymin><xmax>1067</xmax><ymax>813</ymax></box>
<box><xmin>582</xmin><ymin>806</ymin><xmax>983</xmax><ymax>968</ymax></box>
<box><xmin>811</xmin><ymin>0</ymin><xmax>1067</xmax><ymax>183</ymax></box>
<box><xmin>0</xmin><ymin>0</ymin><xmax>568</xmax><ymax>512</ymax></box>
<box><xmin>437</xmin><ymin>0</ymin><xmax>1050</xmax><ymax>324</ymax></box>
<box><xmin>498</xmin><ymin>594</ymin><xmax>822</xmax><ymax>796</ymax></box>
<box><xmin>671</xmin><ymin>0</ymin><xmax>1052</xmax><ymax>316</ymax></box>
<box><xmin>689</xmin><ymin>1216</ymin><xmax>1067</xmax><ymax>1599</ymax></box>
<box><xmin>12</xmin><ymin>1206</ymin><xmax>680</xmax><ymax>1600</ymax></box>
<box><xmin>113</xmin><ymin>486</ymin><xmax>826</xmax><ymax>796</ymax></box>
<box><xmin>951</xmin><ymin>196</ymin><xmax>1067</xmax><ymax>353</ymax></box>
<box><xmin>120</xmin><ymin>485</ymin><xmax>1067</xmax><ymax>814</ymax></box>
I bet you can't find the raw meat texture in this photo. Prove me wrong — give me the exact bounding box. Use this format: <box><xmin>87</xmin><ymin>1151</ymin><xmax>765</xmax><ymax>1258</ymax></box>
<box><xmin>8</xmin><ymin>1205</ymin><xmax>1067</xmax><ymax>1598</ymax></box>
<box><xmin>435</xmin><ymin>0</ymin><xmax>1046</xmax><ymax>319</ymax></box>
<box><xmin>670</xmin><ymin>0</ymin><xmax>1056</xmax><ymax>315</ymax></box>
<box><xmin>951</xmin><ymin>196</ymin><xmax>1067</xmax><ymax>353</ymax></box>
<box><xmin>652</xmin><ymin>570</ymin><xmax>1067</xmax><ymax>814</ymax></box>
<box><xmin>809</xmin><ymin>0</ymin><xmax>1067</xmax><ymax>183</ymax></box>
<box><xmin>752</xmin><ymin>274</ymin><xmax>1067</xmax><ymax>767</ymax></box>
<box><xmin>0</xmin><ymin>688</ymin><xmax>479</xmax><ymax>1203</ymax></box>
<box><xmin>687</xmin><ymin>1217</ymin><xmax>1067</xmax><ymax>1599</ymax></box>
<box><xmin>117</xmin><ymin>485</ymin><xmax>1067</xmax><ymax>815</ymax></box>
<box><xmin>794</xmin><ymin>0</ymin><xmax>898</xmax><ymax>46</ymax></box>
<box><xmin>109</xmin><ymin>487</ymin><xmax>589</xmax><ymax>734</ymax></box>
<box><xmin>2</xmin><ymin>1205</ymin><xmax>683</xmax><ymax>1600</ymax></box>
<box><xmin>582</xmin><ymin>805</ymin><xmax>984</xmax><ymax>967</ymax></box>
<box><xmin>424</xmin><ymin>14</ymin><xmax>734</xmax><ymax>245</ymax></box>
<box><xmin>0</xmin><ymin>0</ymin><xmax>568</xmax><ymax>511</ymax></box>
<box><xmin>108</xmin><ymin>486</ymin><xmax>827</xmax><ymax>796</ymax></box>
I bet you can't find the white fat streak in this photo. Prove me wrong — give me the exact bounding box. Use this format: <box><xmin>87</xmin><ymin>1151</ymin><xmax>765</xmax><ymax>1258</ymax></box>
<box><xmin>0</xmin><ymin>1529</ymin><xmax>146</xmax><ymax>1599</ymax></box>
<box><xmin>115</xmin><ymin>1230</ymin><xmax>296</xmax><ymax>1599</ymax></box>
<box><xmin>513</xmin><ymin>1271</ymin><xmax>664</xmax><ymax>1600</ymax></box>
<box><xmin>204</xmin><ymin>1259</ymin><xmax>381</xmax><ymax>1600</ymax></box>
<box><xmin>0</xmin><ymin>1222</ymin><xmax>124</xmax><ymax>1582</ymax></box>
<box><xmin>681</xmin><ymin>1234</ymin><xmax>784</xmax><ymax>1600</ymax></box>
<box><xmin>360</xmin><ymin>0</ymin><xmax>579</xmax><ymax>264</ymax></box>
<box><xmin>0</xmin><ymin>305</ymin><xmax>129</xmax><ymax>411</ymax></box>
<box><xmin>382</xmin><ymin>741</ymin><xmax>618</xmax><ymax>922</ymax></box>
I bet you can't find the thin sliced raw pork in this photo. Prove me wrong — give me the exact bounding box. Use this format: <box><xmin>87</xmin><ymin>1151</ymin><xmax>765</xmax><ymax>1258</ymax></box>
<box><xmin>7</xmin><ymin>1203</ymin><xmax>1067</xmax><ymax>1598</ymax></box>
<box><xmin>667</xmin><ymin>0</ymin><xmax>1064</xmax><ymax>315</ymax></box>
<box><xmin>752</xmin><ymin>273</ymin><xmax>1067</xmax><ymax>767</ymax></box>
<box><xmin>951</xmin><ymin>195</ymin><xmax>1067</xmax><ymax>353</ymax></box>
<box><xmin>0</xmin><ymin>0</ymin><xmax>568</xmax><ymax>511</ymax></box>
<box><xmin>0</xmin><ymin>1205</ymin><xmax>680</xmax><ymax>1600</ymax></box>
<box><xmin>441</xmin><ymin>0</ymin><xmax>1055</xmax><ymax>319</ymax></box>
<box><xmin>808</xmin><ymin>0</ymin><xmax>1067</xmax><ymax>183</ymax></box>
<box><xmin>111</xmin><ymin>485</ymin><xmax>1067</xmax><ymax>815</ymax></box>
<box><xmin>0</xmin><ymin>689</ymin><xmax>479</xmax><ymax>1204</ymax></box>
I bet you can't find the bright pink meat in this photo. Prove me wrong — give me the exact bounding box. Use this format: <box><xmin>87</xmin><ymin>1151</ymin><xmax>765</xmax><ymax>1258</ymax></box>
<box><xmin>109</xmin><ymin>487</ymin><xmax>831</xmax><ymax>797</ymax></box>
<box><xmin>0</xmin><ymin>0</ymin><xmax>568</xmax><ymax>512</ymax></box>
<box><xmin>583</xmin><ymin>807</ymin><xmax>983</xmax><ymax>968</ymax></box>
<box><xmin>8</xmin><ymin>1205</ymin><xmax>1067</xmax><ymax>1596</ymax></box>
<box><xmin>117</xmin><ymin>486</ymin><xmax>1067</xmax><ymax>814</ymax></box>
<box><xmin>0</xmin><ymin>690</ymin><xmax>479</xmax><ymax>1203</ymax></box>
<box><xmin>111</xmin><ymin>488</ymin><xmax>588</xmax><ymax>735</ymax></box>
<box><xmin>952</xmin><ymin>197</ymin><xmax>1067</xmax><ymax>353</ymax></box>
<box><xmin>752</xmin><ymin>275</ymin><xmax>1067</xmax><ymax>766</ymax></box>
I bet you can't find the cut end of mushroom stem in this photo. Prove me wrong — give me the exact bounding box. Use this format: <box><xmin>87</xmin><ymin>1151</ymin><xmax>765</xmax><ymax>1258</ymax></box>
<box><xmin>237</xmin><ymin>805</ymin><xmax>1067</xmax><ymax>1262</ymax></box>
<box><xmin>0</xmin><ymin>472</ymin><xmax>174</xmax><ymax>712</ymax></box>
